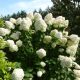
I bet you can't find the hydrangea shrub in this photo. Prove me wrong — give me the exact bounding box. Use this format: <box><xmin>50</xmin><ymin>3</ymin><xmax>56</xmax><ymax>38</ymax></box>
<box><xmin>0</xmin><ymin>13</ymin><xmax>80</xmax><ymax>80</ymax></box>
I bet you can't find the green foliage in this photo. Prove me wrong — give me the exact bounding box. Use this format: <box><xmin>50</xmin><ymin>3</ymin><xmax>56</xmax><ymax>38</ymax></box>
<box><xmin>0</xmin><ymin>38</ymin><xmax>7</xmax><ymax>49</ymax></box>
<box><xmin>0</xmin><ymin>19</ymin><xmax>4</xmax><ymax>27</ymax></box>
<box><xmin>0</xmin><ymin>50</ymin><xmax>15</xmax><ymax>80</ymax></box>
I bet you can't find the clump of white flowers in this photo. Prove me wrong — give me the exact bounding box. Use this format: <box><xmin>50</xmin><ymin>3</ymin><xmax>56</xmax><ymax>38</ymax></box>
<box><xmin>20</xmin><ymin>18</ymin><xmax>32</xmax><ymax>31</ymax></box>
<box><xmin>58</xmin><ymin>55</ymin><xmax>73</xmax><ymax>68</ymax></box>
<box><xmin>34</xmin><ymin>18</ymin><xmax>47</xmax><ymax>32</ymax></box>
<box><xmin>36</xmin><ymin>48</ymin><xmax>46</xmax><ymax>59</ymax></box>
<box><xmin>44</xmin><ymin>13</ymin><xmax>54</xmax><ymax>25</ymax></box>
<box><xmin>66</xmin><ymin>34</ymin><xmax>80</xmax><ymax>56</ymax></box>
<box><xmin>73</xmin><ymin>70</ymin><xmax>80</xmax><ymax>79</ymax></box>
<box><xmin>43</xmin><ymin>35</ymin><xmax>52</xmax><ymax>44</ymax></box>
<box><xmin>66</xmin><ymin>45</ymin><xmax>78</xmax><ymax>56</ymax></box>
<box><xmin>50</xmin><ymin>29</ymin><xmax>63</xmax><ymax>39</ymax></box>
<box><xmin>16</xmin><ymin>40</ymin><xmax>23</xmax><ymax>47</ymax></box>
<box><xmin>40</xmin><ymin>61</ymin><xmax>46</xmax><ymax>67</ymax></box>
<box><xmin>12</xmin><ymin>68</ymin><xmax>24</xmax><ymax>80</ymax></box>
<box><xmin>59</xmin><ymin>37</ymin><xmax>67</xmax><ymax>46</ymax></box>
<box><xmin>7</xmin><ymin>40</ymin><xmax>18</xmax><ymax>52</ymax></box>
<box><xmin>37</xmin><ymin>70</ymin><xmax>43</xmax><ymax>77</ymax></box>
<box><xmin>16</xmin><ymin>18</ymin><xmax>22</xmax><ymax>25</ymax></box>
<box><xmin>34</xmin><ymin>13</ymin><xmax>42</xmax><ymax>21</ymax></box>
<box><xmin>10</xmin><ymin>18</ymin><xmax>16</xmax><ymax>24</ymax></box>
<box><xmin>27</xmin><ymin>12</ymin><xmax>34</xmax><ymax>20</ymax></box>
<box><xmin>10</xmin><ymin>31</ymin><xmax>21</xmax><ymax>40</ymax></box>
<box><xmin>0</xmin><ymin>28</ymin><xmax>11</xmax><ymax>36</ymax></box>
<box><xmin>50</xmin><ymin>29</ymin><xmax>58</xmax><ymax>37</ymax></box>
<box><xmin>5</xmin><ymin>21</ymin><xmax>15</xmax><ymax>29</ymax></box>
<box><xmin>53</xmin><ymin>16</ymin><xmax>69</xmax><ymax>28</ymax></box>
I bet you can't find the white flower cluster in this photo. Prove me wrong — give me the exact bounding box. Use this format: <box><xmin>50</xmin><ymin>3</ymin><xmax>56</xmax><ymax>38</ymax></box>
<box><xmin>53</xmin><ymin>16</ymin><xmax>69</xmax><ymax>28</ymax></box>
<box><xmin>34</xmin><ymin>13</ymin><xmax>42</xmax><ymax>21</ymax></box>
<box><xmin>44</xmin><ymin>13</ymin><xmax>69</xmax><ymax>28</ymax></box>
<box><xmin>50</xmin><ymin>29</ymin><xmax>62</xmax><ymax>39</ymax></box>
<box><xmin>0</xmin><ymin>28</ymin><xmax>11</xmax><ymax>36</ymax></box>
<box><xmin>16</xmin><ymin>18</ymin><xmax>22</xmax><ymax>25</ymax></box>
<box><xmin>43</xmin><ymin>35</ymin><xmax>52</xmax><ymax>44</ymax></box>
<box><xmin>10</xmin><ymin>18</ymin><xmax>16</xmax><ymax>24</ymax></box>
<box><xmin>40</xmin><ymin>61</ymin><xmax>46</xmax><ymax>67</ymax></box>
<box><xmin>16</xmin><ymin>40</ymin><xmax>23</xmax><ymax>47</ymax></box>
<box><xmin>10</xmin><ymin>31</ymin><xmax>21</xmax><ymax>40</ymax></box>
<box><xmin>7</xmin><ymin>40</ymin><xmax>18</xmax><ymax>52</ymax></box>
<box><xmin>44</xmin><ymin>13</ymin><xmax>54</xmax><ymax>25</ymax></box>
<box><xmin>58</xmin><ymin>55</ymin><xmax>73</xmax><ymax>68</ymax></box>
<box><xmin>36</xmin><ymin>48</ymin><xmax>46</xmax><ymax>59</ymax></box>
<box><xmin>74</xmin><ymin>70</ymin><xmax>80</xmax><ymax>80</ymax></box>
<box><xmin>50</xmin><ymin>29</ymin><xmax>67</xmax><ymax>47</ymax></box>
<box><xmin>5</xmin><ymin>21</ymin><xmax>15</xmax><ymax>29</ymax></box>
<box><xmin>12</xmin><ymin>68</ymin><xmax>24</xmax><ymax>80</ymax></box>
<box><xmin>37</xmin><ymin>70</ymin><xmax>45</xmax><ymax>77</ymax></box>
<box><xmin>37</xmin><ymin>70</ymin><xmax>43</xmax><ymax>77</ymax></box>
<box><xmin>66</xmin><ymin>34</ymin><xmax>80</xmax><ymax>56</ymax></box>
<box><xmin>27</xmin><ymin>12</ymin><xmax>34</xmax><ymax>20</ymax></box>
<box><xmin>19</xmin><ymin>18</ymin><xmax>32</xmax><ymax>31</ymax></box>
<box><xmin>34</xmin><ymin>18</ymin><xmax>47</xmax><ymax>32</ymax></box>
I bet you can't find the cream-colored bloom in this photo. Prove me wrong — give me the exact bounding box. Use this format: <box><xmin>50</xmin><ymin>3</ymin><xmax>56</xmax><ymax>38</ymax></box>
<box><xmin>64</xmin><ymin>20</ymin><xmax>69</xmax><ymax>27</ymax></box>
<box><xmin>44</xmin><ymin>13</ymin><xmax>54</xmax><ymax>25</ymax></box>
<box><xmin>10</xmin><ymin>31</ymin><xmax>21</xmax><ymax>40</ymax></box>
<box><xmin>12</xmin><ymin>68</ymin><xmax>24</xmax><ymax>80</ymax></box>
<box><xmin>43</xmin><ymin>35</ymin><xmax>52</xmax><ymax>44</ymax></box>
<box><xmin>50</xmin><ymin>29</ymin><xmax>58</xmax><ymax>37</ymax></box>
<box><xmin>37</xmin><ymin>71</ymin><xmax>43</xmax><ymax>77</ymax></box>
<box><xmin>54</xmin><ymin>32</ymin><xmax>63</xmax><ymax>39</ymax></box>
<box><xmin>69</xmin><ymin>34</ymin><xmax>80</xmax><ymax>44</ymax></box>
<box><xmin>7</xmin><ymin>40</ymin><xmax>18</xmax><ymax>52</ymax></box>
<box><xmin>9</xmin><ymin>45</ymin><xmax>18</xmax><ymax>52</ymax></box>
<box><xmin>59</xmin><ymin>38</ymin><xmax>67</xmax><ymax>46</ymax></box>
<box><xmin>58</xmin><ymin>55</ymin><xmax>73</xmax><ymax>68</ymax></box>
<box><xmin>19</xmin><ymin>18</ymin><xmax>32</xmax><ymax>31</ymax></box>
<box><xmin>73</xmin><ymin>69</ymin><xmax>80</xmax><ymax>78</ymax></box>
<box><xmin>50</xmin><ymin>30</ymin><xmax>63</xmax><ymax>39</ymax></box>
<box><xmin>56</xmin><ymin>16</ymin><xmax>65</xmax><ymax>21</ymax></box>
<box><xmin>5</xmin><ymin>21</ymin><xmax>15</xmax><ymax>29</ymax></box>
<box><xmin>66</xmin><ymin>45</ymin><xmax>78</xmax><ymax>56</ymax></box>
<box><xmin>16</xmin><ymin>18</ymin><xmax>22</xmax><ymax>25</ymax></box>
<box><xmin>0</xmin><ymin>28</ymin><xmax>11</xmax><ymax>36</ymax></box>
<box><xmin>34</xmin><ymin>13</ymin><xmax>42</xmax><ymax>21</ymax></box>
<box><xmin>36</xmin><ymin>48</ymin><xmax>46</xmax><ymax>59</ymax></box>
<box><xmin>16</xmin><ymin>40</ymin><xmax>23</xmax><ymax>47</ymax></box>
<box><xmin>40</xmin><ymin>61</ymin><xmax>46</xmax><ymax>67</ymax></box>
<box><xmin>35</xmin><ymin>19</ymin><xmax>47</xmax><ymax>32</ymax></box>
<box><xmin>27</xmin><ymin>12</ymin><xmax>34</xmax><ymax>20</ymax></box>
<box><xmin>10</xmin><ymin>18</ymin><xmax>16</xmax><ymax>24</ymax></box>
<box><xmin>53</xmin><ymin>16</ymin><xmax>69</xmax><ymax>28</ymax></box>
